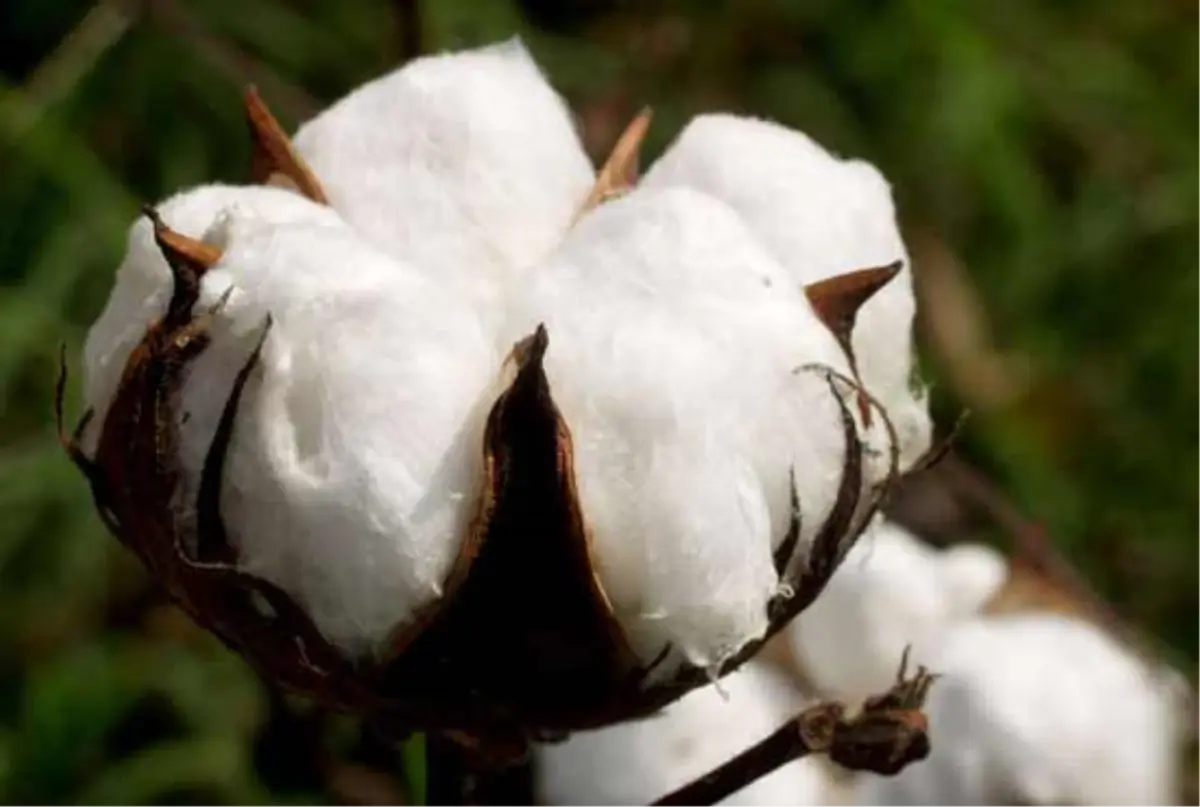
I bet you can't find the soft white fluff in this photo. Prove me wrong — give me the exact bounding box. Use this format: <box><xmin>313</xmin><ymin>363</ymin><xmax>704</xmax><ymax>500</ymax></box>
<box><xmin>293</xmin><ymin>38</ymin><xmax>594</xmax><ymax>333</ymax></box>
<box><xmin>535</xmin><ymin>662</ymin><xmax>836</xmax><ymax>805</ymax></box>
<box><xmin>82</xmin><ymin>184</ymin><xmax>342</xmax><ymax>445</ymax></box>
<box><xmin>509</xmin><ymin>186</ymin><xmax>860</xmax><ymax>670</ymax></box>
<box><xmin>84</xmin><ymin>187</ymin><xmax>499</xmax><ymax>656</ymax></box>
<box><xmin>642</xmin><ymin>114</ymin><xmax>930</xmax><ymax>470</ymax></box>
<box><xmin>853</xmin><ymin>614</ymin><xmax>1189</xmax><ymax>805</ymax></box>
<box><xmin>786</xmin><ymin>518</ymin><xmax>1007</xmax><ymax>700</ymax></box>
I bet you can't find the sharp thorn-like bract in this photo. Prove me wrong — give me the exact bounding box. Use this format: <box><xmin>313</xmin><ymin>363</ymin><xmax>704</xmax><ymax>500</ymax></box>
<box><xmin>577</xmin><ymin>107</ymin><xmax>653</xmax><ymax>217</ymax></box>
<box><xmin>804</xmin><ymin>261</ymin><xmax>903</xmax><ymax>425</ymax></box>
<box><xmin>244</xmin><ymin>85</ymin><xmax>330</xmax><ymax>204</ymax></box>
<box><xmin>143</xmin><ymin>205</ymin><xmax>222</xmax><ymax>327</ymax></box>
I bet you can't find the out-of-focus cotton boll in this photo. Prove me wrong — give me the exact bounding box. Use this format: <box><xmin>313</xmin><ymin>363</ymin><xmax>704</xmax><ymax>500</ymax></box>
<box><xmin>509</xmin><ymin>186</ymin><xmax>855</xmax><ymax>671</ymax></box>
<box><xmin>81</xmin><ymin>184</ymin><xmax>343</xmax><ymax>442</ymax></box>
<box><xmin>641</xmin><ymin>114</ymin><xmax>930</xmax><ymax>470</ymax></box>
<box><xmin>854</xmin><ymin>614</ymin><xmax>1189</xmax><ymax>806</ymax></box>
<box><xmin>787</xmin><ymin>518</ymin><xmax>1007</xmax><ymax>701</ymax></box>
<box><xmin>293</xmin><ymin>38</ymin><xmax>594</xmax><ymax>332</ymax></box>
<box><xmin>535</xmin><ymin>661</ymin><xmax>836</xmax><ymax>805</ymax></box>
<box><xmin>938</xmin><ymin>542</ymin><xmax>1010</xmax><ymax>615</ymax></box>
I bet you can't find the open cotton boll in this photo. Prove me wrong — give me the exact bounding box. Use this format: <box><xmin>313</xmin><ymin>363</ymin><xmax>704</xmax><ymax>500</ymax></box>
<box><xmin>186</xmin><ymin>217</ymin><xmax>499</xmax><ymax>656</ymax></box>
<box><xmin>508</xmin><ymin>185</ymin><xmax>854</xmax><ymax>671</ymax></box>
<box><xmin>786</xmin><ymin>518</ymin><xmax>1007</xmax><ymax>701</ymax></box>
<box><xmin>81</xmin><ymin>183</ymin><xmax>343</xmax><ymax>445</ymax></box>
<box><xmin>292</xmin><ymin>38</ymin><xmax>594</xmax><ymax>331</ymax></box>
<box><xmin>641</xmin><ymin>114</ymin><xmax>930</xmax><ymax>470</ymax></box>
<box><xmin>853</xmin><ymin>614</ymin><xmax>1189</xmax><ymax>806</ymax></box>
<box><xmin>535</xmin><ymin>661</ymin><xmax>836</xmax><ymax>805</ymax></box>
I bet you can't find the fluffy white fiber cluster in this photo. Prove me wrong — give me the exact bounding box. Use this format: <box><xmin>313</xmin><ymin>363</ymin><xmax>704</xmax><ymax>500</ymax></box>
<box><xmin>82</xmin><ymin>39</ymin><xmax>928</xmax><ymax>666</ymax></box>
<box><xmin>788</xmin><ymin>518</ymin><xmax>1189</xmax><ymax>806</ymax></box>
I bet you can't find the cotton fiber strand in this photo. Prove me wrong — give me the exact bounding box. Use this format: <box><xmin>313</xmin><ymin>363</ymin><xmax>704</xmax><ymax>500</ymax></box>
<box><xmin>853</xmin><ymin>614</ymin><xmax>1190</xmax><ymax>805</ymax></box>
<box><xmin>509</xmin><ymin>186</ymin><xmax>856</xmax><ymax>670</ymax></box>
<box><xmin>786</xmin><ymin>517</ymin><xmax>1007</xmax><ymax>700</ymax></box>
<box><xmin>535</xmin><ymin>661</ymin><xmax>836</xmax><ymax>805</ymax></box>
<box><xmin>642</xmin><ymin>114</ymin><xmax>930</xmax><ymax>470</ymax></box>
<box><xmin>293</xmin><ymin>37</ymin><xmax>594</xmax><ymax>331</ymax></box>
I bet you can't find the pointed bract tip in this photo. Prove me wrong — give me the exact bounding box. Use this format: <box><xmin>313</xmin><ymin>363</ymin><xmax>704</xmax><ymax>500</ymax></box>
<box><xmin>803</xmin><ymin>261</ymin><xmax>904</xmax><ymax>426</ymax></box>
<box><xmin>803</xmin><ymin>260</ymin><xmax>903</xmax><ymax>339</ymax></box>
<box><xmin>244</xmin><ymin>86</ymin><xmax>329</xmax><ymax>205</ymax></box>
<box><xmin>143</xmin><ymin>205</ymin><xmax>223</xmax><ymax>272</ymax></box>
<box><xmin>577</xmin><ymin>107</ymin><xmax>655</xmax><ymax>218</ymax></box>
<box><xmin>512</xmin><ymin>324</ymin><xmax>550</xmax><ymax>370</ymax></box>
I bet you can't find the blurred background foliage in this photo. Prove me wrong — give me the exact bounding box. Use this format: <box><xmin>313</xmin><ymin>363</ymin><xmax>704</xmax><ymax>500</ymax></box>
<box><xmin>0</xmin><ymin>0</ymin><xmax>1194</xmax><ymax>802</ymax></box>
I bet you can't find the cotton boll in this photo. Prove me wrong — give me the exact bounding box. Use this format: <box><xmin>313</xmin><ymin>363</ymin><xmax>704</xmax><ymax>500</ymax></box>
<box><xmin>509</xmin><ymin>185</ymin><xmax>854</xmax><ymax>670</ymax></box>
<box><xmin>81</xmin><ymin>183</ymin><xmax>343</xmax><ymax>444</ymax></box>
<box><xmin>853</xmin><ymin>614</ymin><xmax>1188</xmax><ymax>805</ymax></box>
<box><xmin>185</xmin><ymin>218</ymin><xmax>501</xmax><ymax>656</ymax></box>
<box><xmin>786</xmin><ymin>518</ymin><xmax>1007</xmax><ymax>701</ymax></box>
<box><xmin>536</xmin><ymin>661</ymin><xmax>836</xmax><ymax>805</ymax></box>
<box><xmin>641</xmin><ymin>114</ymin><xmax>930</xmax><ymax>470</ymax></box>
<box><xmin>936</xmin><ymin>542</ymin><xmax>1009</xmax><ymax>615</ymax></box>
<box><xmin>293</xmin><ymin>38</ymin><xmax>594</xmax><ymax>331</ymax></box>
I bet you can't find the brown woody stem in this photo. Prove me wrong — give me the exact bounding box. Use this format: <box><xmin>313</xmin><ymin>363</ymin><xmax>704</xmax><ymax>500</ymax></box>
<box><xmin>653</xmin><ymin>702</ymin><xmax>841</xmax><ymax>806</ymax></box>
<box><xmin>653</xmin><ymin>653</ymin><xmax>935</xmax><ymax>806</ymax></box>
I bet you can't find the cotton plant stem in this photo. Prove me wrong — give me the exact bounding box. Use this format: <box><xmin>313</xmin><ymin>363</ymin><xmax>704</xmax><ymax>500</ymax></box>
<box><xmin>654</xmin><ymin>703</ymin><xmax>841</xmax><ymax>806</ymax></box>
<box><xmin>654</xmin><ymin>654</ymin><xmax>936</xmax><ymax>806</ymax></box>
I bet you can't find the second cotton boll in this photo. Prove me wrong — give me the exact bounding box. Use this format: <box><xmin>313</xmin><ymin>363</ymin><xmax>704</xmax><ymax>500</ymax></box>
<box><xmin>786</xmin><ymin>517</ymin><xmax>1007</xmax><ymax>700</ymax></box>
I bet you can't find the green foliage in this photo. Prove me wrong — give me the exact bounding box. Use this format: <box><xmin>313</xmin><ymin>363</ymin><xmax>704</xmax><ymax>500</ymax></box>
<box><xmin>0</xmin><ymin>0</ymin><xmax>1194</xmax><ymax>802</ymax></box>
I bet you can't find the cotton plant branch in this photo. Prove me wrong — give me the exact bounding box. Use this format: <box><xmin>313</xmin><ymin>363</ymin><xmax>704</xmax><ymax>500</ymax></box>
<box><xmin>653</xmin><ymin>649</ymin><xmax>935</xmax><ymax>806</ymax></box>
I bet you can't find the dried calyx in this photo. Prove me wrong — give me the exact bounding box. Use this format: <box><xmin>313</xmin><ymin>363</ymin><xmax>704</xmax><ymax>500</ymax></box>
<box><xmin>59</xmin><ymin>39</ymin><xmax>936</xmax><ymax>748</ymax></box>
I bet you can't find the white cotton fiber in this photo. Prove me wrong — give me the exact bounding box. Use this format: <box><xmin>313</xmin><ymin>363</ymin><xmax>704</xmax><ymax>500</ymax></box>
<box><xmin>853</xmin><ymin>614</ymin><xmax>1189</xmax><ymax>805</ymax></box>
<box><xmin>786</xmin><ymin>518</ymin><xmax>1007</xmax><ymax>701</ymax></box>
<box><xmin>508</xmin><ymin>185</ymin><xmax>856</xmax><ymax>670</ymax></box>
<box><xmin>193</xmin><ymin>217</ymin><xmax>499</xmax><ymax>656</ymax></box>
<box><xmin>83</xmin><ymin>187</ymin><xmax>501</xmax><ymax>656</ymax></box>
<box><xmin>642</xmin><ymin>114</ymin><xmax>930</xmax><ymax>469</ymax></box>
<box><xmin>81</xmin><ymin>184</ymin><xmax>343</xmax><ymax>444</ymax></box>
<box><xmin>292</xmin><ymin>38</ymin><xmax>595</xmax><ymax>331</ymax></box>
<box><xmin>535</xmin><ymin>661</ymin><xmax>836</xmax><ymax>805</ymax></box>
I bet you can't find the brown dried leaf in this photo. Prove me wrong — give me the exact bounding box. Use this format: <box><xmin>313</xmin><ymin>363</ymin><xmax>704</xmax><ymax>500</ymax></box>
<box><xmin>244</xmin><ymin>85</ymin><xmax>329</xmax><ymax>204</ymax></box>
